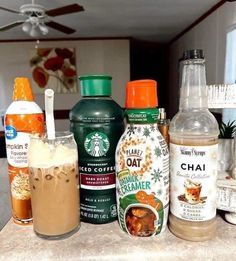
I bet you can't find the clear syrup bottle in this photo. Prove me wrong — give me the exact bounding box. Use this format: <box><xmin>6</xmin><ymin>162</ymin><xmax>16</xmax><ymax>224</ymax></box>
<box><xmin>168</xmin><ymin>50</ymin><xmax>219</xmax><ymax>241</ymax></box>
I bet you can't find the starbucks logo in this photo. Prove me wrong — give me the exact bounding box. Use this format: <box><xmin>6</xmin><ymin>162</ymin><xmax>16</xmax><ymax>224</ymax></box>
<box><xmin>84</xmin><ymin>132</ymin><xmax>110</xmax><ymax>157</ymax></box>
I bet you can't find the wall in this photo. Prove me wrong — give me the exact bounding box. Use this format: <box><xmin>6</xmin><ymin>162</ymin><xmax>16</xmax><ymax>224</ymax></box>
<box><xmin>0</xmin><ymin>159</ymin><xmax>10</xmax><ymax>230</ymax></box>
<box><xmin>168</xmin><ymin>2</ymin><xmax>236</xmax><ymax>117</ymax></box>
<box><xmin>0</xmin><ymin>39</ymin><xmax>130</xmax><ymax>130</ymax></box>
<box><xmin>0</xmin><ymin>39</ymin><xmax>130</xmax><ymax>229</ymax></box>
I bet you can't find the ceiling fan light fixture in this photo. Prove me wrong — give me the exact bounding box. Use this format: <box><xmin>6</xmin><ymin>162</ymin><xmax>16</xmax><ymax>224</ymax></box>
<box><xmin>39</xmin><ymin>23</ymin><xmax>49</xmax><ymax>35</ymax></box>
<box><xmin>22</xmin><ymin>20</ymin><xmax>32</xmax><ymax>33</ymax></box>
<box><xmin>22</xmin><ymin>17</ymin><xmax>49</xmax><ymax>37</ymax></box>
<box><xmin>0</xmin><ymin>3</ymin><xmax>83</xmax><ymax>37</ymax></box>
<box><xmin>29</xmin><ymin>25</ymin><xmax>41</xmax><ymax>38</ymax></box>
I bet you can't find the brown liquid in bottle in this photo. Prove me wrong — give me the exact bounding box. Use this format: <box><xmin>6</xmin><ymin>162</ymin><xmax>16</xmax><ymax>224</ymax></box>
<box><xmin>169</xmin><ymin>136</ymin><xmax>218</xmax><ymax>241</ymax></box>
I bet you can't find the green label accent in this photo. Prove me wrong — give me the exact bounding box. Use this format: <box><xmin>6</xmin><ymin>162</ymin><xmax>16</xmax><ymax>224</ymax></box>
<box><xmin>118</xmin><ymin>169</ymin><xmax>130</xmax><ymax>179</ymax></box>
<box><xmin>84</xmin><ymin>131</ymin><xmax>110</xmax><ymax>157</ymax></box>
<box><xmin>126</xmin><ymin>108</ymin><xmax>159</xmax><ymax>123</ymax></box>
<box><xmin>119</xmin><ymin>174</ymin><xmax>151</xmax><ymax>194</ymax></box>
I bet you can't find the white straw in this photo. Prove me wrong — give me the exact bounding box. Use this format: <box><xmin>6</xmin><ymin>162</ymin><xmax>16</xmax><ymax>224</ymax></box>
<box><xmin>45</xmin><ymin>89</ymin><xmax>55</xmax><ymax>140</ymax></box>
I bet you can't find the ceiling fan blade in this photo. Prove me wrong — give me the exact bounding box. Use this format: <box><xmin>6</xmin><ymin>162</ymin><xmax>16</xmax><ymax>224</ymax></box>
<box><xmin>45</xmin><ymin>4</ymin><xmax>84</xmax><ymax>17</ymax></box>
<box><xmin>45</xmin><ymin>21</ymin><xmax>76</xmax><ymax>34</ymax></box>
<box><xmin>0</xmin><ymin>21</ymin><xmax>24</xmax><ymax>31</ymax></box>
<box><xmin>0</xmin><ymin>6</ymin><xmax>20</xmax><ymax>14</ymax></box>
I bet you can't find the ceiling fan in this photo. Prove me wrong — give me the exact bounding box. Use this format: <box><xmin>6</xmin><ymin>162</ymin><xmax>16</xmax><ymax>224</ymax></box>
<box><xmin>0</xmin><ymin>0</ymin><xmax>84</xmax><ymax>37</ymax></box>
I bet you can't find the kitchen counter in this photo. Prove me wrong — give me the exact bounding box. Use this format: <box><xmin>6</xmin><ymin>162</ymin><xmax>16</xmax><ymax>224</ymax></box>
<box><xmin>0</xmin><ymin>214</ymin><xmax>236</xmax><ymax>261</ymax></box>
<box><xmin>1</xmin><ymin>158</ymin><xmax>236</xmax><ymax>261</ymax></box>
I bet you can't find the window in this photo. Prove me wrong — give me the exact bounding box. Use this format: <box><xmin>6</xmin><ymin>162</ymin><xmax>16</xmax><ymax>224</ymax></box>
<box><xmin>223</xmin><ymin>25</ymin><xmax>236</xmax><ymax>123</ymax></box>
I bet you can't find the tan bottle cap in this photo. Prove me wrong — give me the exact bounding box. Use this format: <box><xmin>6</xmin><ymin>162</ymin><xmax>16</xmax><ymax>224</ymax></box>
<box><xmin>13</xmin><ymin>77</ymin><xmax>34</xmax><ymax>101</ymax></box>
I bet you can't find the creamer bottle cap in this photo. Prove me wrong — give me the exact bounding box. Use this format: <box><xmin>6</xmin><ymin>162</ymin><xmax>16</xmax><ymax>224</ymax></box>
<box><xmin>125</xmin><ymin>79</ymin><xmax>158</xmax><ymax>108</ymax></box>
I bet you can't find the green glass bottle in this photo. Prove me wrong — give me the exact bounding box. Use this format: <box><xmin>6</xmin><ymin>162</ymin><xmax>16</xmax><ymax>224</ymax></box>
<box><xmin>70</xmin><ymin>75</ymin><xmax>124</xmax><ymax>224</ymax></box>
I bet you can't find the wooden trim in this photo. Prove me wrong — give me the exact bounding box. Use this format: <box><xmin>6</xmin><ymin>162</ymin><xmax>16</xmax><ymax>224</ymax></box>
<box><xmin>43</xmin><ymin>110</ymin><xmax>70</xmax><ymax>120</ymax></box>
<box><xmin>169</xmin><ymin>0</ymin><xmax>227</xmax><ymax>44</ymax></box>
<box><xmin>54</xmin><ymin>109</ymin><xmax>70</xmax><ymax>120</ymax></box>
<box><xmin>51</xmin><ymin>108</ymin><xmax>126</xmax><ymax>120</ymax></box>
<box><xmin>0</xmin><ymin>36</ymin><xmax>131</xmax><ymax>43</ymax></box>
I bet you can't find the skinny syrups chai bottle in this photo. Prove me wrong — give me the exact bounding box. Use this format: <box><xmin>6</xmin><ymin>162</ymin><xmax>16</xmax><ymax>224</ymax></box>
<box><xmin>168</xmin><ymin>50</ymin><xmax>219</xmax><ymax>241</ymax></box>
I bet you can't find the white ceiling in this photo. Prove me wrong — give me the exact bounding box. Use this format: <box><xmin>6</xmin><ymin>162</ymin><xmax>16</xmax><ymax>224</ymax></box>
<box><xmin>0</xmin><ymin>0</ymin><xmax>221</xmax><ymax>42</ymax></box>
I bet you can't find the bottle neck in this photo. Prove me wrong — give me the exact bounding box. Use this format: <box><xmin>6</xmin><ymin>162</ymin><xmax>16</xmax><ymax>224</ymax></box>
<box><xmin>82</xmin><ymin>95</ymin><xmax>110</xmax><ymax>98</ymax></box>
<box><xmin>126</xmin><ymin>108</ymin><xmax>158</xmax><ymax>124</ymax></box>
<box><xmin>179</xmin><ymin>59</ymin><xmax>208</xmax><ymax>111</ymax></box>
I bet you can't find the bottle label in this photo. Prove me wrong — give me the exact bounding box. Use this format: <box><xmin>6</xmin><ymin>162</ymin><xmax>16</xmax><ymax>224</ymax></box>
<box><xmin>5</xmin><ymin>112</ymin><xmax>44</xmax><ymax>223</ymax></box>
<box><xmin>79</xmin><ymin>162</ymin><xmax>117</xmax><ymax>223</ymax></box>
<box><xmin>79</xmin><ymin>131</ymin><xmax>119</xmax><ymax>223</ymax></box>
<box><xmin>80</xmin><ymin>173</ymin><xmax>115</xmax><ymax>189</ymax></box>
<box><xmin>170</xmin><ymin>143</ymin><xmax>218</xmax><ymax>221</ymax></box>
<box><xmin>127</xmin><ymin>108</ymin><xmax>159</xmax><ymax>124</ymax></box>
<box><xmin>5</xmin><ymin>128</ymin><xmax>30</xmax><ymax>168</ymax></box>
<box><xmin>70</xmin><ymin>99</ymin><xmax>124</xmax><ymax>224</ymax></box>
<box><xmin>116</xmin><ymin>124</ymin><xmax>169</xmax><ymax>236</ymax></box>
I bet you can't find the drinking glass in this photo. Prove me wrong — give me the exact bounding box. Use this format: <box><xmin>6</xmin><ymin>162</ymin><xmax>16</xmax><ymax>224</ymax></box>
<box><xmin>28</xmin><ymin>131</ymin><xmax>80</xmax><ymax>239</ymax></box>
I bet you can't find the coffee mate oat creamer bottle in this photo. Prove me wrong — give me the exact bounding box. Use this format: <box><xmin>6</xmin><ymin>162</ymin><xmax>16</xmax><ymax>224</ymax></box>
<box><xmin>5</xmin><ymin>77</ymin><xmax>44</xmax><ymax>225</ymax></box>
<box><xmin>116</xmin><ymin>79</ymin><xmax>169</xmax><ymax>237</ymax></box>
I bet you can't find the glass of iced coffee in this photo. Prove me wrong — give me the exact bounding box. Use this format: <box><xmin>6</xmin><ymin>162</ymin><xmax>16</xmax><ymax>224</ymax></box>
<box><xmin>28</xmin><ymin>131</ymin><xmax>80</xmax><ymax>239</ymax></box>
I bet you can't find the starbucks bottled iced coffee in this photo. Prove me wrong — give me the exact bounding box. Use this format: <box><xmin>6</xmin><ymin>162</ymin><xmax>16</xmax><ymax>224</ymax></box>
<box><xmin>169</xmin><ymin>50</ymin><xmax>219</xmax><ymax>241</ymax></box>
<box><xmin>70</xmin><ymin>75</ymin><xmax>124</xmax><ymax>224</ymax></box>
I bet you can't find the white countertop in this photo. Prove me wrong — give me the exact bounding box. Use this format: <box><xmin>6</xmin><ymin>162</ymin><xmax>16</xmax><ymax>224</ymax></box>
<box><xmin>0</xmin><ymin>215</ymin><xmax>236</xmax><ymax>261</ymax></box>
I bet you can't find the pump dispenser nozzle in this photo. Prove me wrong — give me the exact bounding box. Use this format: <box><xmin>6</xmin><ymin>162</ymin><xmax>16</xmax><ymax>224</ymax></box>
<box><xmin>13</xmin><ymin>77</ymin><xmax>34</xmax><ymax>101</ymax></box>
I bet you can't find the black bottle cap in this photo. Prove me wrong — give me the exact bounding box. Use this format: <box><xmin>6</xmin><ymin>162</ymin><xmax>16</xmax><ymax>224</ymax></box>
<box><xmin>183</xmin><ymin>49</ymin><xmax>204</xmax><ymax>60</ymax></box>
